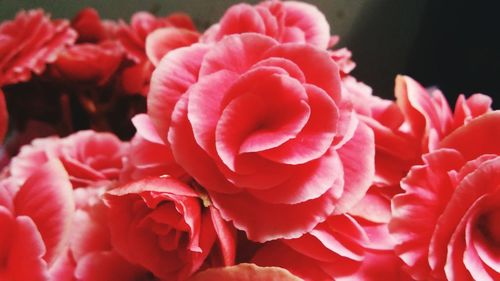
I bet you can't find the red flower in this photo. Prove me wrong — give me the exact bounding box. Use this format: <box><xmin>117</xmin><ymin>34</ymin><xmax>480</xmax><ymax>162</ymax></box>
<box><xmin>0</xmin><ymin>9</ymin><xmax>76</xmax><ymax>86</ymax></box>
<box><xmin>390</xmin><ymin>111</ymin><xmax>500</xmax><ymax>280</ymax></box>
<box><xmin>51</xmin><ymin>41</ymin><xmax>124</xmax><ymax>85</ymax></box>
<box><xmin>71</xmin><ymin>8</ymin><xmax>119</xmax><ymax>43</ymax></box>
<box><xmin>105</xmin><ymin>176</ymin><xmax>235</xmax><ymax>280</ymax></box>
<box><xmin>148</xmin><ymin>33</ymin><xmax>375</xmax><ymax>242</ymax></box>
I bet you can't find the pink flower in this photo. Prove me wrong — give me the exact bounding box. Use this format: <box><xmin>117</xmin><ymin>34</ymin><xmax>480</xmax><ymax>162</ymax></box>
<box><xmin>0</xmin><ymin>160</ymin><xmax>74</xmax><ymax>280</ymax></box>
<box><xmin>148</xmin><ymin>33</ymin><xmax>375</xmax><ymax>242</ymax></box>
<box><xmin>188</xmin><ymin>263</ymin><xmax>302</xmax><ymax>281</ymax></box>
<box><xmin>9</xmin><ymin>130</ymin><xmax>127</xmax><ymax>188</ymax></box>
<box><xmin>118</xmin><ymin>11</ymin><xmax>199</xmax><ymax>95</ymax></box>
<box><xmin>202</xmin><ymin>0</ymin><xmax>330</xmax><ymax>49</ymax></box>
<box><xmin>390</xmin><ymin>111</ymin><xmax>500</xmax><ymax>280</ymax></box>
<box><xmin>105</xmin><ymin>176</ymin><xmax>235</xmax><ymax>280</ymax></box>
<box><xmin>0</xmin><ymin>9</ymin><xmax>76</xmax><ymax>86</ymax></box>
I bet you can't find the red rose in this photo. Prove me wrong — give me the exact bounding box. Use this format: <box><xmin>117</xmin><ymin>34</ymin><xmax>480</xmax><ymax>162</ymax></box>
<box><xmin>148</xmin><ymin>33</ymin><xmax>375</xmax><ymax>242</ymax></box>
<box><xmin>390</xmin><ymin>111</ymin><xmax>500</xmax><ymax>280</ymax></box>
<box><xmin>51</xmin><ymin>41</ymin><xmax>124</xmax><ymax>85</ymax></box>
<box><xmin>202</xmin><ymin>0</ymin><xmax>330</xmax><ymax>49</ymax></box>
<box><xmin>188</xmin><ymin>263</ymin><xmax>302</xmax><ymax>281</ymax></box>
<box><xmin>105</xmin><ymin>176</ymin><xmax>235</xmax><ymax>280</ymax></box>
<box><xmin>0</xmin><ymin>9</ymin><xmax>76</xmax><ymax>86</ymax></box>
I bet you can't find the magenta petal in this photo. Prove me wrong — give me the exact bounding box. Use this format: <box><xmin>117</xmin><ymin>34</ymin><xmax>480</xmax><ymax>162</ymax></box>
<box><xmin>334</xmin><ymin>122</ymin><xmax>375</xmax><ymax>214</ymax></box>
<box><xmin>14</xmin><ymin>160</ymin><xmax>74</xmax><ymax>265</ymax></box>
<box><xmin>148</xmin><ymin>43</ymin><xmax>210</xmax><ymax>142</ymax></box>
<box><xmin>199</xmin><ymin>33</ymin><xmax>277</xmax><ymax>77</ymax></box>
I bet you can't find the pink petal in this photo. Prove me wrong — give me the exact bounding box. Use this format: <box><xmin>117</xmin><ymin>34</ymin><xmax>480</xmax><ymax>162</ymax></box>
<box><xmin>210</xmin><ymin>187</ymin><xmax>337</xmax><ymax>242</ymax></box>
<box><xmin>145</xmin><ymin>27</ymin><xmax>199</xmax><ymax>66</ymax></box>
<box><xmin>263</xmin><ymin>43</ymin><xmax>341</xmax><ymax>101</ymax></box>
<box><xmin>249</xmin><ymin>148</ymin><xmax>343</xmax><ymax>204</ymax></box>
<box><xmin>259</xmin><ymin>84</ymin><xmax>338</xmax><ymax>165</ymax></box>
<box><xmin>334</xmin><ymin>122</ymin><xmax>375</xmax><ymax>213</ymax></box>
<box><xmin>210</xmin><ymin>206</ymin><xmax>236</xmax><ymax>266</ymax></box>
<box><xmin>14</xmin><ymin>160</ymin><xmax>74</xmax><ymax>265</ymax></box>
<box><xmin>131</xmin><ymin>113</ymin><xmax>164</xmax><ymax>145</ymax></box>
<box><xmin>439</xmin><ymin>111</ymin><xmax>500</xmax><ymax>161</ymax></box>
<box><xmin>199</xmin><ymin>33</ymin><xmax>277</xmax><ymax>77</ymax></box>
<box><xmin>169</xmin><ymin>94</ymin><xmax>239</xmax><ymax>194</ymax></box>
<box><xmin>187</xmin><ymin>70</ymin><xmax>239</xmax><ymax>157</ymax></box>
<box><xmin>148</xmin><ymin>43</ymin><xmax>210</xmax><ymax>142</ymax></box>
<box><xmin>216</xmin><ymin>4</ymin><xmax>268</xmax><ymax>39</ymax></box>
<box><xmin>281</xmin><ymin>1</ymin><xmax>330</xmax><ymax>48</ymax></box>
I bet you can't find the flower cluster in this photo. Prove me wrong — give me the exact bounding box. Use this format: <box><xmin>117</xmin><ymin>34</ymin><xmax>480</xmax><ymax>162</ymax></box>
<box><xmin>0</xmin><ymin>1</ymin><xmax>497</xmax><ymax>280</ymax></box>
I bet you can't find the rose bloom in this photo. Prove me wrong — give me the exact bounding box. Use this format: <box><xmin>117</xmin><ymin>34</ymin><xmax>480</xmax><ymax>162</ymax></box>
<box><xmin>105</xmin><ymin>176</ymin><xmax>236</xmax><ymax>280</ymax></box>
<box><xmin>0</xmin><ymin>160</ymin><xmax>74</xmax><ymax>281</ymax></box>
<box><xmin>119</xmin><ymin>11</ymin><xmax>199</xmax><ymax>95</ymax></box>
<box><xmin>148</xmin><ymin>32</ymin><xmax>375</xmax><ymax>242</ymax></box>
<box><xmin>0</xmin><ymin>9</ymin><xmax>76</xmax><ymax>86</ymax></box>
<box><xmin>390</xmin><ymin>111</ymin><xmax>500</xmax><ymax>280</ymax></box>
<box><xmin>202</xmin><ymin>0</ymin><xmax>330</xmax><ymax>49</ymax></box>
<box><xmin>71</xmin><ymin>8</ymin><xmax>119</xmax><ymax>44</ymax></box>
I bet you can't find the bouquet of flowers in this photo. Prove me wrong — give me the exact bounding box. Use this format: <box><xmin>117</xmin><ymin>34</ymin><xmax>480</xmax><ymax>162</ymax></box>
<box><xmin>0</xmin><ymin>1</ymin><xmax>498</xmax><ymax>280</ymax></box>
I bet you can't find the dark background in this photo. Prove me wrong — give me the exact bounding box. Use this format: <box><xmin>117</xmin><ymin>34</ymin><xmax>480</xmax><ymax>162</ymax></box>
<box><xmin>1</xmin><ymin>0</ymin><xmax>498</xmax><ymax>108</ymax></box>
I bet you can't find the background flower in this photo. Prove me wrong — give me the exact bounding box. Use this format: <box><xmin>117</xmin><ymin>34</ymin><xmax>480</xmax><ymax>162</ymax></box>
<box><xmin>390</xmin><ymin>111</ymin><xmax>500</xmax><ymax>280</ymax></box>
<box><xmin>0</xmin><ymin>9</ymin><xmax>76</xmax><ymax>86</ymax></box>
